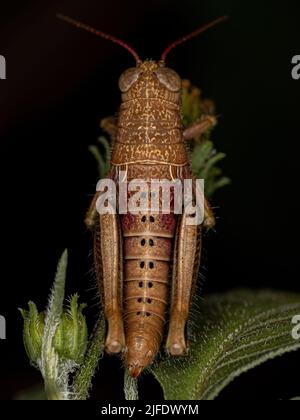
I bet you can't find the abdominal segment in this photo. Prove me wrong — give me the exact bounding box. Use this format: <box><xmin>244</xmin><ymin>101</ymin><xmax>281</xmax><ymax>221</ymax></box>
<box><xmin>121</xmin><ymin>212</ymin><xmax>177</xmax><ymax>377</ymax></box>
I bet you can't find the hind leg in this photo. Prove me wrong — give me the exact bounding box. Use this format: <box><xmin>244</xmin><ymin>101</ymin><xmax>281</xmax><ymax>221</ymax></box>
<box><xmin>91</xmin><ymin>192</ymin><xmax>125</xmax><ymax>354</ymax></box>
<box><xmin>166</xmin><ymin>207</ymin><xmax>202</xmax><ymax>356</ymax></box>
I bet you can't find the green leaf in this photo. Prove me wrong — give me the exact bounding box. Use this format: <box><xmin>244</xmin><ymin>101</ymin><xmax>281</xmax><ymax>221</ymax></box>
<box><xmin>150</xmin><ymin>290</ymin><xmax>300</xmax><ymax>400</ymax></box>
<box><xmin>19</xmin><ymin>302</ymin><xmax>45</xmax><ymax>367</ymax></box>
<box><xmin>53</xmin><ymin>294</ymin><xmax>88</xmax><ymax>365</ymax></box>
<box><xmin>97</xmin><ymin>136</ymin><xmax>111</xmax><ymax>167</ymax></box>
<box><xmin>124</xmin><ymin>370</ymin><xmax>139</xmax><ymax>401</ymax></box>
<box><xmin>73</xmin><ymin>316</ymin><xmax>106</xmax><ymax>400</ymax></box>
<box><xmin>89</xmin><ymin>136</ymin><xmax>111</xmax><ymax>179</ymax></box>
<box><xmin>191</xmin><ymin>141</ymin><xmax>214</xmax><ymax>173</ymax></box>
<box><xmin>41</xmin><ymin>249</ymin><xmax>69</xmax><ymax>400</ymax></box>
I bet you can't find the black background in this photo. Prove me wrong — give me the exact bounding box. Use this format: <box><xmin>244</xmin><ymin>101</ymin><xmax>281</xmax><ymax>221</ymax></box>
<box><xmin>0</xmin><ymin>0</ymin><xmax>300</xmax><ymax>400</ymax></box>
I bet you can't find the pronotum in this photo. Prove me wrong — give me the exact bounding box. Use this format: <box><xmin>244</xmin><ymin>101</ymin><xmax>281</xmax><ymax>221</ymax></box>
<box><xmin>58</xmin><ymin>14</ymin><xmax>227</xmax><ymax>378</ymax></box>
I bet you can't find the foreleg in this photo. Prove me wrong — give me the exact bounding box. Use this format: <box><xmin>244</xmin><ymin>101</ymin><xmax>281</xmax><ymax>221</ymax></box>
<box><xmin>183</xmin><ymin>115</ymin><xmax>217</xmax><ymax>141</ymax></box>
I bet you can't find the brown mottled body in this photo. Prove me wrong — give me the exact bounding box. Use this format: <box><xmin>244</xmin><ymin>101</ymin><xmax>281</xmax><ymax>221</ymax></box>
<box><xmin>91</xmin><ymin>61</ymin><xmax>213</xmax><ymax>377</ymax></box>
<box><xmin>57</xmin><ymin>12</ymin><xmax>224</xmax><ymax>379</ymax></box>
<box><xmin>109</xmin><ymin>61</ymin><xmax>195</xmax><ymax>377</ymax></box>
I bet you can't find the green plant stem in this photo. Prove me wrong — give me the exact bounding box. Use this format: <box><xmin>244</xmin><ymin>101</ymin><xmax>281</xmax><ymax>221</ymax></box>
<box><xmin>44</xmin><ymin>379</ymin><xmax>63</xmax><ymax>401</ymax></box>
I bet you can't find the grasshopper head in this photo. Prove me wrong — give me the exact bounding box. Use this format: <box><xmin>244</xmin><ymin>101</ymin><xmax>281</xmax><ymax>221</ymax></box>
<box><xmin>119</xmin><ymin>60</ymin><xmax>182</xmax><ymax>96</ymax></box>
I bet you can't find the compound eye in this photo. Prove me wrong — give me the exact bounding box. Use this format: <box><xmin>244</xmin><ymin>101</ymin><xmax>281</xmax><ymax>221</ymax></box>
<box><xmin>119</xmin><ymin>68</ymin><xmax>140</xmax><ymax>92</ymax></box>
<box><xmin>155</xmin><ymin>67</ymin><xmax>181</xmax><ymax>92</ymax></box>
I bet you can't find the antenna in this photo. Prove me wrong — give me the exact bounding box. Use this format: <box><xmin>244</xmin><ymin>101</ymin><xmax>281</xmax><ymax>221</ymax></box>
<box><xmin>57</xmin><ymin>14</ymin><xmax>141</xmax><ymax>64</ymax></box>
<box><xmin>161</xmin><ymin>15</ymin><xmax>229</xmax><ymax>62</ymax></box>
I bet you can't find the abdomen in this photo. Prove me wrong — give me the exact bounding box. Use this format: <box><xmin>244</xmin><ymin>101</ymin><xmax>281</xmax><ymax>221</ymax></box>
<box><xmin>120</xmin><ymin>179</ymin><xmax>177</xmax><ymax>377</ymax></box>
